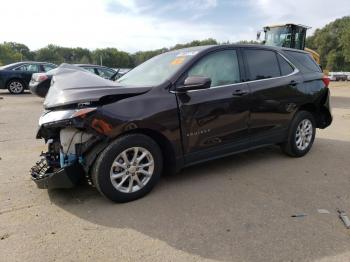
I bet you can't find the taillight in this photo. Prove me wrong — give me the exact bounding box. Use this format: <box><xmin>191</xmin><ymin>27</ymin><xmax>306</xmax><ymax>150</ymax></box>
<box><xmin>32</xmin><ymin>73</ymin><xmax>48</xmax><ymax>82</ymax></box>
<box><xmin>322</xmin><ymin>76</ymin><xmax>330</xmax><ymax>87</ymax></box>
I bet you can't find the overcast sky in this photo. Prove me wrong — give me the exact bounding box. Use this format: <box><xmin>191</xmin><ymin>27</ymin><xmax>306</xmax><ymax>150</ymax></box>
<box><xmin>1</xmin><ymin>0</ymin><xmax>349</xmax><ymax>52</ymax></box>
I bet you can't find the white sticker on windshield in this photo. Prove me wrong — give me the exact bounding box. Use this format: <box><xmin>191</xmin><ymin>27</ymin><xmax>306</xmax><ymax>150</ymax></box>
<box><xmin>176</xmin><ymin>51</ymin><xmax>199</xmax><ymax>57</ymax></box>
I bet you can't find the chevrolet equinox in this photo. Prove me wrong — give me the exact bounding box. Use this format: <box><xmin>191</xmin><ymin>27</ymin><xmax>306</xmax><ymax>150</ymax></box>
<box><xmin>31</xmin><ymin>45</ymin><xmax>332</xmax><ymax>202</ymax></box>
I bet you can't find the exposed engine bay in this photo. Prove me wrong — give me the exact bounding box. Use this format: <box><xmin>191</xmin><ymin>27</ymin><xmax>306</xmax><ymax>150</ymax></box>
<box><xmin>31</xmin><ymin>127</ymin><xmax>96</xmax><ymax>189</ymax></box>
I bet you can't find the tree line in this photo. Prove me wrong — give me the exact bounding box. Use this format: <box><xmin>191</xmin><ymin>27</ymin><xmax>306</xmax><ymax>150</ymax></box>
<box><xmin>0</xmin><ymin>16</ymin><xmax>349</xmax><ymax>70</ymax></box>
<box><xmin>0</xmin><ymin>39</ymin><xmax>218</xmax><ymax>68</ymax></box>
<box><xmin>306</xmin><ymin>16</ymin><xmax>350</xmax><ymax>71</ymax></box>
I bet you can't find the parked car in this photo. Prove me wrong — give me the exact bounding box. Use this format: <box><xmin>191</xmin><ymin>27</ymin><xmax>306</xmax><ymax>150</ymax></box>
<box><xmin>329</xmin><ymin>72</ymin><xmax>348</xmax><ymax>81</ymax></box>
<box><xmin>29</xmin><ymin>64</ymin><xmax>119</xmax><ymax>97</ymax></box>
<box><xmin>30</xmin><ymin>45</ymin><xmax>332</xmax><ymax>203</ymax></box>
<box><xmin>113</xmin><ymin>68</ymin><xmax>131</xmax><ymax>79</ymax></box>
<box><xmin>328</xmin><ymin>73</ymin><xmax>337</xmax><ymax>81</ymax></box>
<box><xmin>0</xmin><ymin>62</ymin><xmax>57</xmax><ymax>94</ymax></box>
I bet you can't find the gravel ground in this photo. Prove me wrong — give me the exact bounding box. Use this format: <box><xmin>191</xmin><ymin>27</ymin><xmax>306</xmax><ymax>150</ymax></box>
<box><xmin>0</xmin><ymin>82</ymin><xmax>349</xmax><ymax>262</ymax></box>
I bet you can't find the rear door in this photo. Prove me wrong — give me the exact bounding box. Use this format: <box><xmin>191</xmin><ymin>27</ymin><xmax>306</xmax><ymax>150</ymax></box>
<box><xmin>176</xmin><ymin>48</ymin><xmax>250</xmax><ymax>164</ymax></box>
<box><xmin>243</xmin><ymin>48</ymin><xmax>304</xmax><ymax>144</ymax></box>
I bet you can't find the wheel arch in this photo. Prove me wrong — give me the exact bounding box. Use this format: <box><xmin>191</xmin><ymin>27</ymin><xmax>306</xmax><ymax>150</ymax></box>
<box><xmin>298</xmin><ymin>102</ymin><xmax>332</xmax><ymax>129</ymax></box>
<box><xmin>85</xmin><ymin>128</ymin><xmax>180</xmax><ymax>178</ymax></box>
<box><xmin>122</xmin><ymin>128</ymin><xmax>179</xmax><ymax>175</ymax></box>
<box><xmin>6</xmin><ymin>77</ymin><xmax>27</xmax><ymax>89</ymax></box>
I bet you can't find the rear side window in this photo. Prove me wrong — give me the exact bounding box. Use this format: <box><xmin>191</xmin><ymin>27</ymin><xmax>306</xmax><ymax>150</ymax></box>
<box><xmin>245</xmin><ymin>49</ymin><xmax>280</xmax><ymax>80</ymax></box>
<box><xmin>43</xmin><ymin>64</ymin><xmax>56</xmax><ymax>72</ymax></box>
<box><xmin>277</xmin><ymin>54</ymin><xmax>294</xmax><ymax>75</ymax></box>
<box><xmin>188</xmin><ymin>50</ymin><xmax>240</xmax><ymax>87</ymax></box>
<box><xmin>284</xmin><ymin>51</ymin><xmax>321</xmax><ymax>73</ymax></box>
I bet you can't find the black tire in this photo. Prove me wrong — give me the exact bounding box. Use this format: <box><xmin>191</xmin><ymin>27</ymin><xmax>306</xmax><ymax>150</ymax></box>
<box><xmin>281</xmin><ymin>111</ymin><xmax>316</xmax><ymax>157</ymax></box>
<box><xmin>91</xmin><ymin>134</ymin><xmax>163</xmax><ymax>203</ymax></box>
<box><xmin>7</xmin><ymin>79</ymin><xmax>25</xmax><ymax>94</ymax></box>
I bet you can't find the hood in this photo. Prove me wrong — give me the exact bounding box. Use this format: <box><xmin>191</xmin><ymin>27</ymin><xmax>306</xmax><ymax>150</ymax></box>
<box><xmin>44</xmin><ymin>64</ymin><xmax>151</xmax><ymax>109</ymax></box>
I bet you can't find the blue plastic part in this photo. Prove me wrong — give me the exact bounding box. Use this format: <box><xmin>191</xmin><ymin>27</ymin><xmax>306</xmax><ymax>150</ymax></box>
<box><xmin>60</xmin><ymin>150</ymin><xmax>78</xmax><ymax>167</ymax></box>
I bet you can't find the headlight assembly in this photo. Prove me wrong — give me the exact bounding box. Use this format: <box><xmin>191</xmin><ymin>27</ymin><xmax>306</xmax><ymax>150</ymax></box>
<box><xmin>39</xmin><ymin>108</ymin><xmax>97</xmax><ymax>126</ymax></box>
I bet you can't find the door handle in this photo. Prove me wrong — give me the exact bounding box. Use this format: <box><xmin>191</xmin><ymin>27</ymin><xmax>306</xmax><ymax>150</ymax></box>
<box><xmin>232</xmin><ymin>89</ymin><xmax>248</xmax><ymax>96</ymax></box>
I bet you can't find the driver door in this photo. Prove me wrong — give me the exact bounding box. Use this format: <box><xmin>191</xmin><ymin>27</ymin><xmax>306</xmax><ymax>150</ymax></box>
<box><xmin>175</xmin><ymin>49</ymin><xmax>250</xmax><ymax>164</ymax></box>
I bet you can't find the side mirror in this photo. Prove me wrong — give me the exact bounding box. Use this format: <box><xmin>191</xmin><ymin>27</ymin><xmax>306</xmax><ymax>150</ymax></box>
<box><xmin>257</xmin><ymin>31</ymin><xmax>261</xmax><ymax>41</ymax></box>
<box><xmin>176</xmin><ymin>76</ymin><xmax>211</xmax><ymax>92</ymax></box>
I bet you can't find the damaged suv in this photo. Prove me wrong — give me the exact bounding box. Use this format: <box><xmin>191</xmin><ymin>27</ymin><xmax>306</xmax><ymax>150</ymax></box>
<box><xmin>31</xmin><ymin>45</ymin><xmax>332</xmax><ymax>202</ymax></box>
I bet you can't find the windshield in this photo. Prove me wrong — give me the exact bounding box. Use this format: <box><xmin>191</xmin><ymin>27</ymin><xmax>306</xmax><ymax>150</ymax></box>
<box><xmin>117</xmin><ymin>50</ymin><xmax>199</xmax><ymax>86</ymax></box>
<box><xmin>265</xmin><ymin>27</ymin><xmax>292</xmax><ymax>48</ymax></box>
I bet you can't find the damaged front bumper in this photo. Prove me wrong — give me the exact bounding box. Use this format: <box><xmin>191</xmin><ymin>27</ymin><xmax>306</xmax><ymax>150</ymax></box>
<box><xmin>30</xmin><ymin>156</ymin><xmax>84</xmax><ymax>189</ymax></box>
<box><xmin>31</xmin><ymin>111</ymin><xmax>103</xmax><ymax>189</ymax></box>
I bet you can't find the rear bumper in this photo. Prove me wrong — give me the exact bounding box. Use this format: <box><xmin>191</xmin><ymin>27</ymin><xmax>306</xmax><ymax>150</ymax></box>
<box><xmin>30</xmin><ymin>160</ymin><xmax>84</xmax><ymax>189</ymax></box>
<box><xmin>29</xmin><ymin>83</ymin><xmax>49</xmax><ymax>98</ymax></box>
<box><xmin>319</xmin><ymin>87</ymin><xmax>332</xmax><ymax>128</ymax></box>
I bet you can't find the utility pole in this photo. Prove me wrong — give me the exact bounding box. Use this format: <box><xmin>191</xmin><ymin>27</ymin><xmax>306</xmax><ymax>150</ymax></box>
<box><xmin>20</xmin><ymin>49</ymin><xmax>24</xmax><ymax>61</ymax></box>
<box><xmin>100</xmin><ymin>55</ymin><xmax>103</xmax><ymax>66</ymax></box>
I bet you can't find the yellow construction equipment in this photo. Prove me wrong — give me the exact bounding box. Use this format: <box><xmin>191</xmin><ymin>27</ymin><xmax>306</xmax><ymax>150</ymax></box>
<box><xmin>259</xmin><ymin>23</ymin><xmax>320</xmax><ymax>64</ymax></box>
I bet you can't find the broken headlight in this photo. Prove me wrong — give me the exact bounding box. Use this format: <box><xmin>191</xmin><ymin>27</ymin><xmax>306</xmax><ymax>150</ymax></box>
<box><xmin>39</xmin><ymin>107</ymin><xmax>97</xmax><ymax>126</ymax></box>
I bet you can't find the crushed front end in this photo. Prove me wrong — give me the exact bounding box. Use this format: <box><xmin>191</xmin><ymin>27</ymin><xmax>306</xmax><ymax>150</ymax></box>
<box><xmin>30</xmin><ymin>107</ymin><xmax>103</xmax><ymax>189</ymax></box>
<box><xmin>30</xmin><ymin>64</ymin><xmax>151</xmax><ymax>190</ymax></box>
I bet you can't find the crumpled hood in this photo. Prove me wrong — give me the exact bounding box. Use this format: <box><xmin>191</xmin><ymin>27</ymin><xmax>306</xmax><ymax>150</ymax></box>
<box><xmin>44</xmin><ymin>64</ymin><xmax>151</xmax><ymax>109</ymax></box>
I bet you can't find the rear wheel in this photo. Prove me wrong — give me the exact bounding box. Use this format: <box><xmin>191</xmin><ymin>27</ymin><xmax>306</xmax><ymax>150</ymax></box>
<box><xmin>7</xmin><ymin>79</ymin><xmax>25</xmax><ymax>94</ymax></box>
<box><xmin>281</xmin><ymin>111</ymin><xmax>316</xmax><ymax>157</ymax></box>
<box><xmin>91</xmin><ymin>134</ymin><xmax>163</xmax><ymax>203</ymax></box>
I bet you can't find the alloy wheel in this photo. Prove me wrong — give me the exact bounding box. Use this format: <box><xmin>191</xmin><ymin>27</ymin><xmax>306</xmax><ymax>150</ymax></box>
<box><xmin>295</xmin><ymin>119</ymin><xmax>313</xmax><ymax>151</ymax></box>
<box><xmin>9</xmin><ymin>81</ymin><xmax>24</xmax><ymax>94</ymax></box>
<box><xmin>110</xmin><ymin>147</ymin><xmax>155</xmax><ymax>193</ymax></box>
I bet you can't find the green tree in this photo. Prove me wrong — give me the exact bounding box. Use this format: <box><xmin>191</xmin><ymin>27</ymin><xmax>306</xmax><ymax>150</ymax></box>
<box><xmin>92</xmin><ymin>48</ymin><xmax>134</xmax><ymax>68</ymax></box>
<box><xmin>35</xmin><ymin>44</ymin><xmax>64</xmax><ymax>64</ymax></box>
<box><xmin>0</xmin><ymin>43</ymin><xmax>21</xmax><ymax>65</ymax></box>
<box><xmin>307</xmin><ymin>16</ymin><xmax>350</xmax><ymax>71</ymax></box>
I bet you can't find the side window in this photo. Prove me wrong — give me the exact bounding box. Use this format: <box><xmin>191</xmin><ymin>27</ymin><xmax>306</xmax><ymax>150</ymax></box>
<box><xmin>245</xmin><ymin>49</ymin><xmax>280</xmax><ymax>80</ymax></box>
<box><xmin>187</xmin><ymin>50</ymin><xmax>240</xmax><ymax>87</ymax></box>
<box><xmin>97</xmin><ymin>68</ymin><xmax>115</xmax><ymax>79</ymax></box>
<box><xmin>277</xmin><ymin>54</ymin><xmax>294</xmax><ymax>75</ymax></box>
<box><xmin>14</xmin><ymin>64</ymin><xmax>39</xmax><ymax>72</ymax></box>
<box><xmin>14</xmin><ymin>64</ymin><xmax>29</xmax><ymax>71</ymax></box>
<box><xmin>285</xmin><ymin>51</ymin><xmax>321</xmax><ymax>73</ymax></box>
<box><xmin>82</xmin><ymin>67</ymin><xmax>96</xmax><ymax>74</ymax></box>
<box><xmin>43</xmin><ymin>64</ymin><xmax>56</xmax><ymax>72</ymax></box>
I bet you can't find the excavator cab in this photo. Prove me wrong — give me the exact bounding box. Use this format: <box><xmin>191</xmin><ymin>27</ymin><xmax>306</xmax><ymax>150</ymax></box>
<box><xmin>259</xmin><ymin>23</ymin><xmax>320</xmax><ymax>65</ymax></box>
<box><xmin>263</xmin><ymin>24</ymin><xmax>308</xmax><ymax>49</ymax></box>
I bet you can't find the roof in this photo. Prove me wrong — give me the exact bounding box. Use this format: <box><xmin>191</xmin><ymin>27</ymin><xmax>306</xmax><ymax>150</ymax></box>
<box><xmin>264</xmin><ymin>23</ymin><xmax>311</xmax><ymax>29</ymax></box>
<box><xmin>171</xmin><ymin>44</ymin><xmax>309</xmax><ymax>55</ymax></box>
<box><xmin>0</xmin><ymin>61</ymin><xmax>56</xmax><ymax>70</ymax></box>
<box><xmin>14</xmin><ymin>61</ymin><xmax>54</xmax><ymax>65</ymax></box>
<box><xmin>74</xmin><ymin>64</ymin><xmax>102</xmax><ymax>67</ymax></box>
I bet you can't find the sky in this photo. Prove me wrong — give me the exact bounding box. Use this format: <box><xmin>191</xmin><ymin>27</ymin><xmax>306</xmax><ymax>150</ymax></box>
<box><xmin>0</xmin><ymin>0</ymin><xmax>349</xmax><ymax>52</ymax></box>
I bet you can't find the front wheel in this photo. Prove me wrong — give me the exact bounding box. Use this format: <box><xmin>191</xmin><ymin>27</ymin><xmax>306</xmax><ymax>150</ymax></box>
<box><xmin>91</xmin><ymin>134</ymin><xmax>163</xmax><ymax>203</ymax></box>
<box><xmin>281</xmin><ymin>111</ymin><xmax>316</xmax><ymax>157</ymax></box>
<box><xmin>7</xmin><ymin>79</ymin><xmax>25</xmax><ymax>94</ymax></box>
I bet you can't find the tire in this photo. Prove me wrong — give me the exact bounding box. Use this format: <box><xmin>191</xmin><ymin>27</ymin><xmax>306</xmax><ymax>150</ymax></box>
<box><xmin>281</xmin><ymin>111</ymin><xmax>316</xmax><ymax>157</ymax></box>
<box><xmin>7</xmin><ymin>79</ymin><xmax>25</xmax><ymax>94</ymax></box>
<box><xmin>91</xmin><ymin>134</ymin><xmax>163</xmax><ymax>203</ymax></box>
